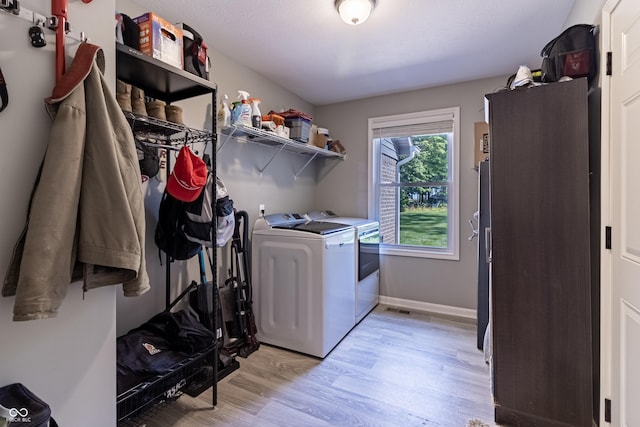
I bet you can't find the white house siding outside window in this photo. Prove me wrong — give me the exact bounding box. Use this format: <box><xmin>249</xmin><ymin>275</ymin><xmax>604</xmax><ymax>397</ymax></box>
<box><xmin>368</xmin><ymin>107</ymin><xmax>460</xmax><ymax>260</ymax></box>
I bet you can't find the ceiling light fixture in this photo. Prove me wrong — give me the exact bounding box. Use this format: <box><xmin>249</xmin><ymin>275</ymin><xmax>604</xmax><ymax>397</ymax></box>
<box><xmin>335</xmin><ymin>0</ymin><xmax>376</xmax><ymax>26</ymax></box>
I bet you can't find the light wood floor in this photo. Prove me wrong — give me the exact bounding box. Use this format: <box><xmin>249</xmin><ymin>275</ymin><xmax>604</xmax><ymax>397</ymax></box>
<box><xmin>127</xmin><ymin>305</ymin><xmax>497</xmax><ymax>427</ymax></box>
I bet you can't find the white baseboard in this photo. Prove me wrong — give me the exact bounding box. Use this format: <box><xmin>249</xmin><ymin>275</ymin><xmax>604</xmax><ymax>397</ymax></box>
<box><xmin>378</xmin><ymin>296</ymin><xmax>477</xmax><ymax>321</ymax></box>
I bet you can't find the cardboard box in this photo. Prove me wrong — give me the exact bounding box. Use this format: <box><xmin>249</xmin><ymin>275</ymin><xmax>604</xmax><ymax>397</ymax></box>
<box><xmin>134</xmin><ymin>13</ymin><xmax>183</xmax><ymax>70</ymax></box>
<box><xmin>308</xmin><ymin>125</ymin><xmax>328</xmax><ymax>149</ymax></box>
<box><xmin>474</xmin><ymin>121</ymin><xmax>490</xmax><ymax>166</ymax></box>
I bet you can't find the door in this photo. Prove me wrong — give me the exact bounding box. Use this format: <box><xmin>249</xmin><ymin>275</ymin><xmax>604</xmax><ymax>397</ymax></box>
<box><xmin>604</xmin><ymin>0</ymin><xmax>640</xmax><ymax>425</ymax></box>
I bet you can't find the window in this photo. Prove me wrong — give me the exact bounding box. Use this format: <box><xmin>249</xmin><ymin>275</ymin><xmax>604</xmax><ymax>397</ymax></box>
<box><xmin>368</xmin><ymin>107</ymin><xmax>459</xmax><ymax>260</ymax></box>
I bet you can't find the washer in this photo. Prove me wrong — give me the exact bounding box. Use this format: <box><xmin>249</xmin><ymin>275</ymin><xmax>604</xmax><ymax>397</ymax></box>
<box><xmin>251</xmin><ymin>213</ymin><xmax>356</xmax><ymax>358</ymax></box>
<box><xmin>306</xmin><ymin>210</ymin><xmax>380</xmax><ymax>323</ymax></box>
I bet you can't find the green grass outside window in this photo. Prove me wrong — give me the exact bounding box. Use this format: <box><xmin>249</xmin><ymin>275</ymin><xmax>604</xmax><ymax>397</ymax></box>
<box><xmin>399</xmin><ymin>207</ymin><xmax>448</xmax><ymax>248</ymax></box>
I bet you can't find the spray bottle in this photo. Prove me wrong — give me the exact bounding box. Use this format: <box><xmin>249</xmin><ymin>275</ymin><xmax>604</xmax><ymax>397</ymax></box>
<box><xmin>230</xmin><ymin>100</ymin><xmax>241</xmax><ymax>124</ymax></box>
<box><xmin>233</xmin><ymin>90</ymin><xmax>253</xmax><ymax>126</ymax></box>
<box><xmin>217</xmin><ymin>94</ymin><xmax>231</xmax><ymax>129</ymax></box>
<box><xmin>249</xmin><ymin>97</ymin><xmax>262</xmax><ymax>128</ymax></box>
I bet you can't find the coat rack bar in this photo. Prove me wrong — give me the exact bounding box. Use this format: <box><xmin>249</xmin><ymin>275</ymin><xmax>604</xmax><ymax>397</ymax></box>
<box><xmin>51</xmin><ymin>0</ymin><xmax>67</xmax><ymax>83</ymax></box>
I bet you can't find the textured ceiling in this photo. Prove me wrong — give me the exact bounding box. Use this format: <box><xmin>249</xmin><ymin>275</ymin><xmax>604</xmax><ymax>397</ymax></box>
<box><xmin>129</xmin><ymin>0</ymin><xmax>576</xmax><ymax>105</ymax></box>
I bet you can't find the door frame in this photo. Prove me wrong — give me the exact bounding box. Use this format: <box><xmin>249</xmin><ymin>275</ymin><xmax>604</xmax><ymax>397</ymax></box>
<box><xmin>600</xmin><ymin>0</ymin><xmax>617</xmax><ymax>424</ymax></box>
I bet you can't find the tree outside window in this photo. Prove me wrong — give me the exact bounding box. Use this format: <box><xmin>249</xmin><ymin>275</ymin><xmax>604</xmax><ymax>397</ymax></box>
<box><xmin>398</xmin><ymin>135</ymin><xmax>449</xmax><ymax>247</ymax></box>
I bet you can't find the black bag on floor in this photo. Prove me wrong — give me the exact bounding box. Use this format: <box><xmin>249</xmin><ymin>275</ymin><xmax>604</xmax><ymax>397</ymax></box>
<box><xmin>0</xmin><ymin>383</ymin><xmax>58</xmax><ymax>427</ymax></box>
<box><xmin>540</xmin><ymin>24</ymin><xmax>598</xmax><ymax>84</ymax></box>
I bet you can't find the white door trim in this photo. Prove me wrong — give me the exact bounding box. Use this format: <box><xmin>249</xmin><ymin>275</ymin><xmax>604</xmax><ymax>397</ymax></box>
<box><xmin>600</xmin><ymin>0</ymin><xmax>617</xmax><ymax>424</ymax></box>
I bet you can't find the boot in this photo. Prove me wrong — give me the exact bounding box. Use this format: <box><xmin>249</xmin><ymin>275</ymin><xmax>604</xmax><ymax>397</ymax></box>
<box><xmin>131</xmin><ymin>86</ymin><xmax>147</xmax><ymax>116</ymax></box>
<box><xmin>146</xmin><ymin>100</ymin><xmax>166</xmax><ymax>121</ymax></box>
<box><xmin>165</xmin><ymin>104</ymin><xmax>183</xmax><ymax>125</ymax></box>
<box><xmin>116</xmin><ymin>79</ymin><xmax>132</xmax><ymax>112</ymax></box>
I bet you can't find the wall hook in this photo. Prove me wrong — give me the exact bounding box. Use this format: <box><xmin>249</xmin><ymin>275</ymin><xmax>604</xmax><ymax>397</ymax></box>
<box><xmin>46</xmin><ymin>15</ymin><xmax>58</xmax><ymax>30</ymax></box>
<box><xmin>28</xmin><ymin>25</ymin><xmax>46</xmax><ymax>47</ymax></box>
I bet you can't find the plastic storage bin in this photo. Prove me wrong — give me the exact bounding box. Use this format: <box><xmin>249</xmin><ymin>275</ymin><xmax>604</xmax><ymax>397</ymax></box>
<box><xmin>285</xmin><ymin>117</ymin><xmax>311</xmax><ymax>143</ymax></box>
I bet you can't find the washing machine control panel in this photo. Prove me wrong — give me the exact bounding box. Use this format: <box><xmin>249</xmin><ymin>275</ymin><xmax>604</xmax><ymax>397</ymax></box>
<box><xmin>263</xmin><ymin>212</ymin><xmax>307</xmax><ymax>227</ymax></box>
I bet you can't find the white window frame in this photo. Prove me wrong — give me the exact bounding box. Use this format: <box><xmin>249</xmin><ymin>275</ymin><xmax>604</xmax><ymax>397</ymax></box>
<box><xmin>368</xmin><ymin>106</ymin><xmax>460</xmax><ymax>260</ymax></box>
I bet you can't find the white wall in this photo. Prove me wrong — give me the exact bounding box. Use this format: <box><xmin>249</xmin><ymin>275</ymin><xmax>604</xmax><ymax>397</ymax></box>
<box><xmin>563</xmin><ymin>0</ymin><xmax>607</xmax><ymax>26</ymax></box>
<box><xmin>0</xmin><ymin>1</ymin><xmax>116</xmax><ymax>425</ymax></box>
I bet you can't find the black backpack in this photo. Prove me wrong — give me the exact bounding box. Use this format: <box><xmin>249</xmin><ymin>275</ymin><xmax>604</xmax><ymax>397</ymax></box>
<box><xmin>183</xmin><ymin>172</ymin><xmax>214</xmax><ymax>247</ymax></box>
<box><xmin>155</xmin><ymin>151</ymin><xmax>232</xmax><ymax>259</ymax></box>
<box><xmin>540</xmin><ymin>24</ymin><xmax>598</xmax><ymax>84</ymax></box>
<box><xmin>154</xmin><ymin>190</ymin><xmax>201</xmax><ymax>261</ymax></box>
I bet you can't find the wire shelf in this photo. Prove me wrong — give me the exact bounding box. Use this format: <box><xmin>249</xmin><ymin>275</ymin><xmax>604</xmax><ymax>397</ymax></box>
<box><xmin>116</xmin><ymin>344</ymin><xmax>226</xmax><ymax>423</ymax></box>
<box><xmin>219</xmin><ymin>125</ymin><xmax>345</xmax><ymax>159</ymax></box>
<box><xmin>123</xmin><ymin>111</ymin><xmax>213</xmax><ymax>146</ymax></box>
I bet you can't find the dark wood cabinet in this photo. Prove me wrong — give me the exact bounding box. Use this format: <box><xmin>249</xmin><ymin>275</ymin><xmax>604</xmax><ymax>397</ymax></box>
<box><xmin>485</xmin><ymin>78</ymin><xmax>594</xmax><ymax>427</ymax></box>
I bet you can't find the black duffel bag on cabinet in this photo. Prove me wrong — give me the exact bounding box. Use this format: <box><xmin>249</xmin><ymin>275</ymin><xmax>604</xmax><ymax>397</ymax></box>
<box><xmin>540</xmin><ymin>24</ymin><xmax>598</xmax><ymax>84</ymax></box>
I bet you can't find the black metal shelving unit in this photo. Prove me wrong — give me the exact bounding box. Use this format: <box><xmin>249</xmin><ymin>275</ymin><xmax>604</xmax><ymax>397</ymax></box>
<box><xmin>116</xmin><ymin>43</ymin><xmax>215</xmax><ymax>102</ymax></box>
<box><xmin>115</xmin><ymin>42</ymin><xmax>237</xmax><ymax>424</ymax></box>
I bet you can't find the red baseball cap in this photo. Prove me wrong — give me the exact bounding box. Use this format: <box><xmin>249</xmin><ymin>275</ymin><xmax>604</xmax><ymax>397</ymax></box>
<box><xmin>167</xmin><ymin>146</ymin><xmax>207</xmax><ymax>202</ymax></box>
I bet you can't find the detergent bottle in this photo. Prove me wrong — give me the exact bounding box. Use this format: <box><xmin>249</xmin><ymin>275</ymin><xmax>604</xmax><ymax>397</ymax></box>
<box><xmin>217</xmin><ymin>94</ymin><xmax>231</xmax><ymax>129</ymax></box>
<box><xmin>233</xmin><ymin>90</ymin><xmax>253</xmax><ymax>126</ymax></box>
<box><xmin>249</xmin><ymin>97</ymin><xmax>262</xmax><ymax>128</ymax></box>
<box><xmin>230</xmin><ymin>100</ymin><xmax>241</xmax><ymax>124</ymax></box>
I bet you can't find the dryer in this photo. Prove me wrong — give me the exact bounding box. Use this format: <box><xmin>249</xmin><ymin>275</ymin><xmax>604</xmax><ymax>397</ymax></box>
<box><xmin>251</xmin><ymin>213</ymin><xmax>356</xmax><ymax>358</ymax></box>
<box><xmin>306</xmin><ymin>210</ymin><xmax>380</xmax><ymax>323</ymax></box>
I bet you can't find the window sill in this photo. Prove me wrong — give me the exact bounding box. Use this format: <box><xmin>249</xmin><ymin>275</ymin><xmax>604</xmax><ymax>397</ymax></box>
<box><xmin>380</xmin><ymin>245</ymin><xmax>459</xmax><ymax>261</ymax></box>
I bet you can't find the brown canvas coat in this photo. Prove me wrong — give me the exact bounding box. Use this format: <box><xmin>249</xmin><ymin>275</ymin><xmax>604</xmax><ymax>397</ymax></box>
<box><xmin>3</xmin><ymin>43</ymin><xmax>150</xmax><ymax>321</ymax></box>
